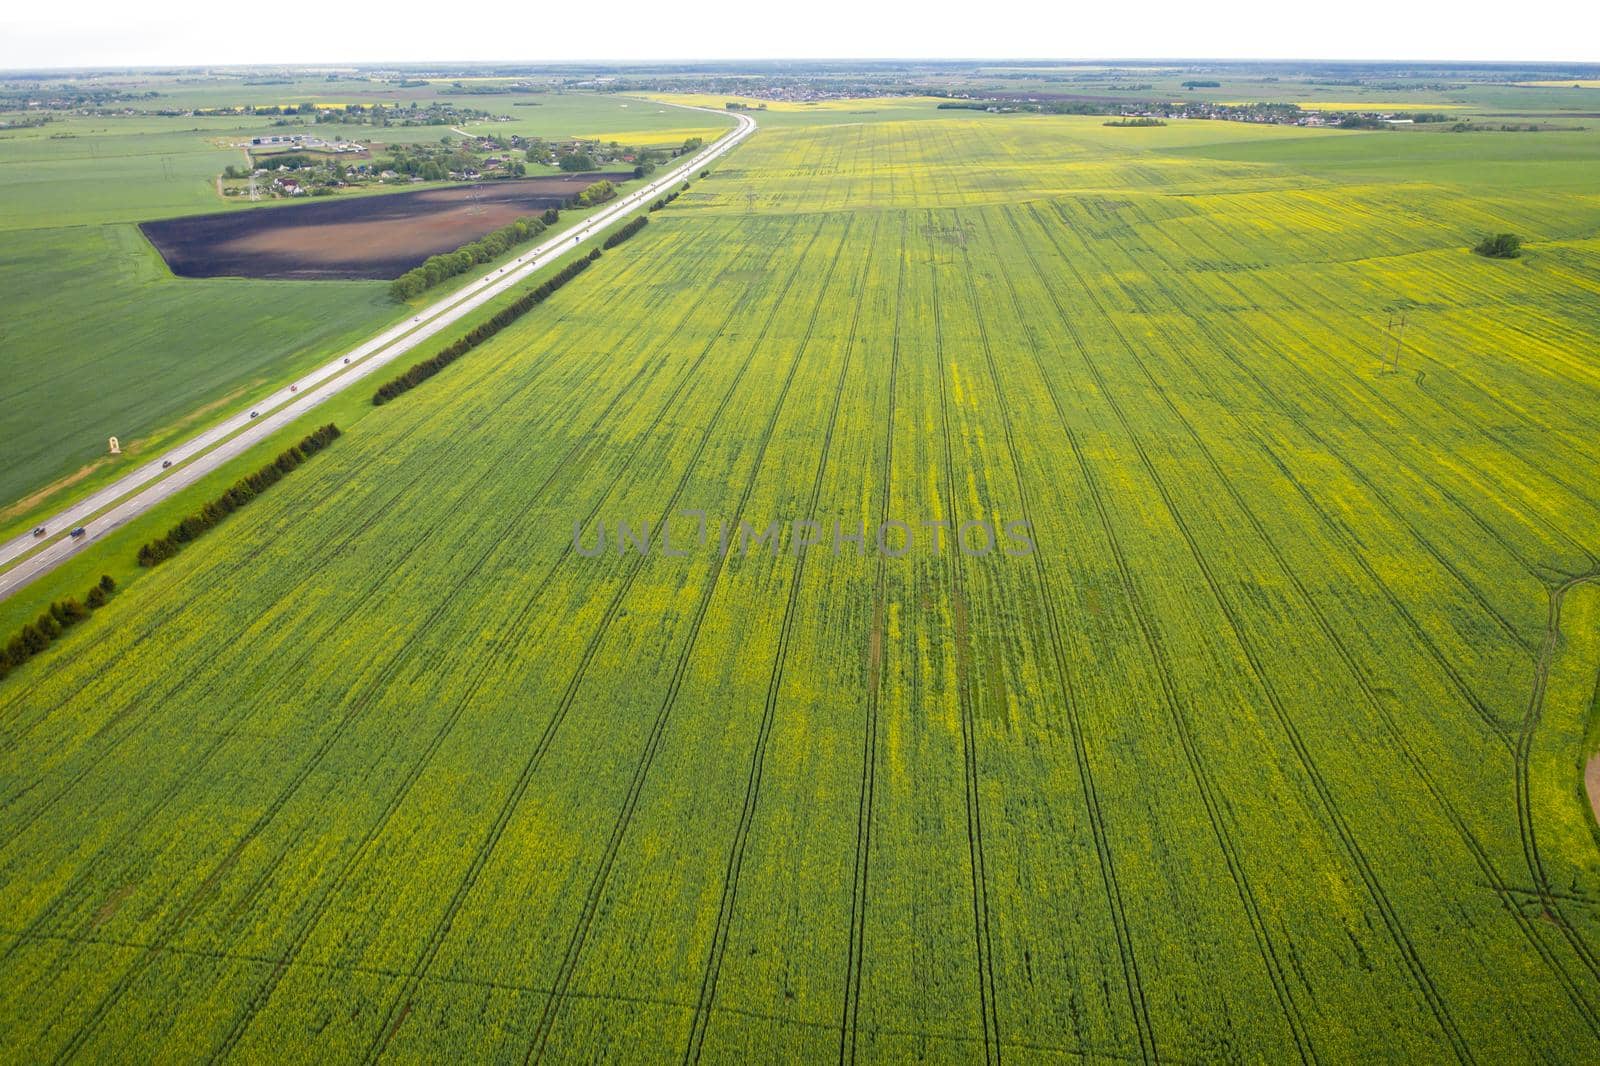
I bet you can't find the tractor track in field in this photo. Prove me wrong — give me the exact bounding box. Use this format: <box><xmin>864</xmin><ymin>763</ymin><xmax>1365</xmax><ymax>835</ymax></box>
<box><xmin>519</xmin><ymin>217</ymin><xmax>854</xmax><ymax>1063</ymax></box>
<box><xmin>1513</xmin><ymin>572</ymin><xmax>1600</xmax><ymax>980</ymax></box>
<box><xmin>1056</xmin><ymin>205</ymin><xmax>1533</xmax><ymax>727</ymax></box>
<box><xmin>3</xmin><ymin>913</ymin><xmax>1162</xmax><ymax>1064</ymax></box>
<box><xmin>1011</xmin><ymin>204</ymin><xmax>1600</xmax><ymax>1042</ymax></box>
<box><xmin>350</xmin><ymin>221</ymin><xmax>816</xmax><ymax>1063</ymax></box>
<box><xmin>198</xmin><ymin>223</ymin><xmax>791</xmax><ymax>1063</ymax></box>
<box><xmin>46</xmin><ymin>388</ymin><xmax>583</xmax><ymax>1058</ymax></box>
<box><xmin>683</xmin><ymin>213</ymin><xmax>882</xmax><ymax>1063</ymax></box>
<box><xmin>1034</xmin><ymin>202</ymin><xmax>1515</xmax><ymax>738</ymax></box>
<box><xmin>193</xmin><ymin>227</ymin><xmax>738</xmax><ymax>943</ymax></box>
<box><xmin>299</xmin><ymin>215</ymin><xmax>809</xmax><ymax>1064</ymax></box>
<box><xmin>0</xmin><ymin>235</ymin><xmax>687</xmax><ymax>831</ymax></box>
<box><xmin>1104</xmin><ymin>184</ymin><xmax>1600</xmax><ymax>1018</ymax></box>
<box><xmin>4</xmin><ymin>410</ymin><xmax>531</xmax><ymax>971</ymax></box>
<box><xmin>1203</xmin><ymin>222</ymin><xmax>1600</xmax><ymax>582</ymax></box>
<box><xmin>0</xmin><ymin>229</ymin><xmax>683</xmax><ymax>745</ymax></box>
<box><xmin>839</xmin><ymin>214</ymin><xmax>906</xmax><ymax>1066</ymax></box>
<box><xmin>0</xmin><ymin>244</ymin><xmax>680</xmax><ymax>840</ymax></box>
<box><xmin>1154</xmin><ymin>204</ymin><xmax>1600</xmax><ymax>577</ymax></box>
<box><xmin>986</xmin><ymin>206</ymin><xmax>1307</xmax><ymax>1064</ymax></box>
<box><xmin>46</xmin><ymin>238</ymin><xmax>725</xmax><ymax>1063</ymax></box>
<box><xmin>956</xmin><ymin>228</ymin><xmax>1166</xmax><ymax>1061</ymax></box>
<box><xmin>1180</xmin><ymin>201</ymin><xmax>1600</xmax><ymax>505</ymax></box>
<box><xmin>927</xmin><ymin>255</ymin><xmax>1003</xmax><ymax>1066</ymax></box>
<box><xmin>1247</xmin><ymin>427</ymin><xmax>1600</xmax><ymax>1035</ymax></box>
<box><xmin>1082</xmin><ymin>200</ymin><xmax>1544</xmax><ymax>658</ymax></box>
<box><xmin>1039</xmin><ymin>211</ymin><xmax>1476</xmax><ymax>1065</ymax></box>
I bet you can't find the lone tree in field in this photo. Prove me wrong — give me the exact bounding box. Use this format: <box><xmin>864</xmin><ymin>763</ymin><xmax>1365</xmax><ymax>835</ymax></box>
<box><xmin>1473</xmin><ymin>233</ymin><xmax>1522</xmax><ymax>259</ymax></box>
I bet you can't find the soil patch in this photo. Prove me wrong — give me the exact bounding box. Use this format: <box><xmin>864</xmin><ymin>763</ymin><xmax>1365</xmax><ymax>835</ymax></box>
<box><xmin>1588</xmin><ymin>751</ymin><xmax>1600</xmax><ymax>828</ymax></box>
<box><xmin>140</xmin><ymin>174</ymin><xmax>631</xmax><ymax>281</ymax></box>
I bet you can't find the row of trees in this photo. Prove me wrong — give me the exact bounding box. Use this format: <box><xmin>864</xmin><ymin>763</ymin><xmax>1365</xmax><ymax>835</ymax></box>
<box><xmin>137</xmin><ymin>425</ymin><xmax>342</xmax><ymax>568</ymax></box>
<box><xmin>0</xmin><ymin>575</ymin><xmax>116</xmax><ymax>683</ymax></box>
<box><xmin>389</xmin><ymin>212</ymin><xmax>556</xmax><ymax>301</ymax></box>
<box><xmin>374</xmin><ymin>251</ymin><xmax>603</xmax><ymax>406</ymax></box>
<box><xmin>602</xmin><ymin>216</ymin><xmax>649</xmax><ymax>249</ymax></box>
<box><xmin>649</xmin><ymin>185</ymin><xmax>684</xmax><ymax>212</ymax></box>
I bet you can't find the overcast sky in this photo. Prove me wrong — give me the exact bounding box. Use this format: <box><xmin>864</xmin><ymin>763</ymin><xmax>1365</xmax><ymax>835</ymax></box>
<box><xmin>4</xmin><ymin>0</ymin><xmax>1597</xmax><ymax>70</ymax></box>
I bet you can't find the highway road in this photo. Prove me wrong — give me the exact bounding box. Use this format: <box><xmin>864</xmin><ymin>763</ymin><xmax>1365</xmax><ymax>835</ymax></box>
<box><xmin>0</xmin><ymin>106</ymin><xmax>756</xmax><ymax>602</ymax></box>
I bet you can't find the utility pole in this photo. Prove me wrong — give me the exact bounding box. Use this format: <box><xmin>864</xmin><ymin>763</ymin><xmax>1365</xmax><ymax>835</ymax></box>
<box><xmin>1384</xmin><ymin>311</ymin><xmax>1408</xmax><ymax>373</ymax></box>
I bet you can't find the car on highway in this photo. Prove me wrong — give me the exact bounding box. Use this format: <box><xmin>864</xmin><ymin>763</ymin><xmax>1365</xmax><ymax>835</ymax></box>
<box><xmin>69</xmin><ymin>527</ymin><xmax>86</xmax><ymax>539</ymax></box>
<box><xmin>32</xmin><ymin>526</ymin><xmax>46</xmax><ymax>538</ymax></box>
<box><xmin>250</xmin><ymin>410</ymin><xmax>258</xmax><ymax>418</ymax></box>
<box><xmin>162</xmin><ymin>460</ymin><xmax>172</xmax><ymax>469</ymax></box>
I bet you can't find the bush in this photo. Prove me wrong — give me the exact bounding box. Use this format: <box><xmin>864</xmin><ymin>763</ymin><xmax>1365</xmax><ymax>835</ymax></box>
<box><xmin>576</xmin><ymin>180</ymin><xmax>616</xmax><ymax>207</ymax></box>
<box><xmin>558</xmin><ymin>153</ymin><xmax>597</xmax><ymax>172</ymax></box>
<box><xmin>1473</xmin><ymin>233</ymin><xmax>1523</xmax><ymax>259</ymax></box>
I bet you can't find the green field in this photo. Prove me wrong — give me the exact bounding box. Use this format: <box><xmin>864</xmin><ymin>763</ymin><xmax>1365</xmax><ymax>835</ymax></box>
<box><xmin>0</xmin><ymin>92</ymin><xmax>725</xmax><ymax>513</ymax></box>
<box><xmin>3</xmin><ymin>100</ymin><xmax>1600</xmax><ymax>1061</ymax></box>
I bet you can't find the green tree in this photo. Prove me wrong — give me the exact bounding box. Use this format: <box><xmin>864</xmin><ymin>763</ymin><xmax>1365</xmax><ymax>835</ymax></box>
<box><xmin>1473</xmin><ymin>233</ymin><xmax>1523</xmax><ymax>259</ymax></box>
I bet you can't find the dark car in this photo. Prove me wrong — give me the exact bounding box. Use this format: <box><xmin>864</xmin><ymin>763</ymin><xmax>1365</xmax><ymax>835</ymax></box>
<box><xmin>69</xmin><ymin>527</ymin><xmax>86</xmax><ymax>539</ymax></box>
<box><xmin>250</xmin><ymin>410</ymin><xmax>258</xmax><ymax>418</ymax></box>
<box><xmin>32</xmin><ymin>526</ymin><xmax>46</xmax><ymax>538</ymax></box>
<box><xmin>162</xmin><ymin>460</ymin><xmax>173</xmax><ymax>469</ymax></box>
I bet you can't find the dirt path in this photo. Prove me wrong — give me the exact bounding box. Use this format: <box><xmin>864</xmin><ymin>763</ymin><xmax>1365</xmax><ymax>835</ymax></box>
<box><xmin>1588</xmin><ymin>751</ymin><xmax>1600</xmax><ymax>827</ymax></box>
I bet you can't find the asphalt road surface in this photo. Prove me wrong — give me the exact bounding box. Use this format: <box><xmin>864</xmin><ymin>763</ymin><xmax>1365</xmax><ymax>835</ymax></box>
<box><xmin>0</xmin><ymin>106</ymin><xmax>756</xmax><ymax>602</ymax></box>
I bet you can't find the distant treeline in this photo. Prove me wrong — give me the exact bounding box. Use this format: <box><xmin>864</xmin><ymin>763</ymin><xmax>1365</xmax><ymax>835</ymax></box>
<box><xmin>373</xmin><ymin>251</ymin><xmax>602</xmax><ymax>406</ymax></box>
<box><xmin>1104</xmin><ymin>117</ymin><xmax>1167</xmax><ymax>127</ymax></box>
<box><xmin>389</xmin><ymin>211</ymin><xmax>558</xmax><ymax>300</ymax></box>
<box><xmin>1182</xmin><ymin>80</ymin><xmax>1222</xmax><ymax>88</ymax></box>
<box><xmin>603</xmin><ymin>216</ymin><xmax>648</xmax><ymax>248</ymax></box>
<box><xmin>0</xmin><ymin>575</ymin><xmax>117</xmax><ymax>684</ymax></box>
<box><xmin>937</xmin><ymin>100</ymin><xmax>1120</xmax><ymax>116</ymax></box>
<box><xmin>1336</xmin><ymin>112</ymin><xmax>1453</xmax><ymax>129</ymax></box>
<box><xmin>137</xmin><ymin>424</ymin><xmax>342</xmax><ymax>567</ymax></box>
